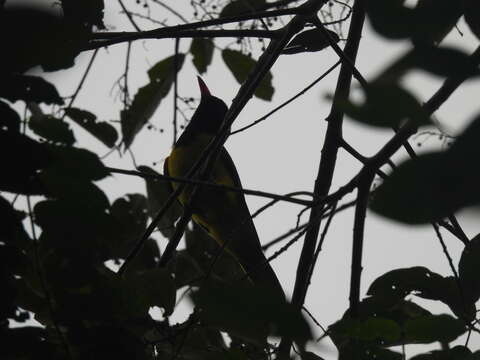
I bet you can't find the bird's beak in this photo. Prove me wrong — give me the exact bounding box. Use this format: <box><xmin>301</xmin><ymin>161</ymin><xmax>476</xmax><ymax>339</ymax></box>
<box><xmin>197</xmin><ymin>76</ymin><xmax>211</xmax><ymax>97</ymax></box>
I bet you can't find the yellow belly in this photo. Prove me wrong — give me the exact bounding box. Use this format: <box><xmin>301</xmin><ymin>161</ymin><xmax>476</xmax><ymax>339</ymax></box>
<box><xmin>167</xmin><ymin>135</ymin><xmax>237</xmax><ymax>244</ymax></box>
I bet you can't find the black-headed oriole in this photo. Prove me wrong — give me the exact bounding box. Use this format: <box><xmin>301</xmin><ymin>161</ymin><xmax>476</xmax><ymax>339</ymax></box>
<box><xmin>164</xmin><ymin>77</ymin><xmax>284</xmax><ymax>298</ymax></box>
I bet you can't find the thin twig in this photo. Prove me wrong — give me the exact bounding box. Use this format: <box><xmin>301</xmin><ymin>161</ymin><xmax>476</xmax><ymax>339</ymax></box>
<box><xmin>173</xmin><ymin>38</ymin><xmax>180</xmax><ymax>145</ymax></box>
<box><xmin>231</xmin><ymin>61</ymin><xmax>341</xmax><ymax>135</ymax></box>
<box><xmin>106</xmin><ymin>166</ymin><xmax>313</xmax><ymax>206</ymax></box>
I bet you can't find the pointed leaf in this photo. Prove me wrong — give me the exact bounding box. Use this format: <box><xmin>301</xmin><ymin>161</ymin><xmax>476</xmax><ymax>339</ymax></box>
<box><xmin>190</xmin><ymin>38</ymin><xmax>214</xmax><ymax>74</ymax></box>
<box><xmin>459</xmin><ymin>234</ymin><xmax>480</xmax><ymax>303</ymax></box>
<box><xmin>222</xmin><ymin>49</ymin><xmax>274</xmax><ymax>100</ymax></box>
<box><xmin>121</xmin><ymin>54</ymin><xmax>185</xmax><ymax>150</ymax></box>
<box><xmin>64</xmin><ymin>107</ymin><xmax>118</xmax><ymax>147</ymax></box>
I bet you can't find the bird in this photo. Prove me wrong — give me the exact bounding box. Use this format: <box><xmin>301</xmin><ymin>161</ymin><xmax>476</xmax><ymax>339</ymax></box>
<box><xmin>164</xmin><ymin>77</ymin><xmax>284</xmax><ymax>299</ymax></box>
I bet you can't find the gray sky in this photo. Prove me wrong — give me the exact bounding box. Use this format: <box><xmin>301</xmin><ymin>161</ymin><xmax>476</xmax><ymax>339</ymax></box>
<box><xmin>17</xmin><ymin>0</ymin><xmax>480</xmax><ymax>357</ymax></box>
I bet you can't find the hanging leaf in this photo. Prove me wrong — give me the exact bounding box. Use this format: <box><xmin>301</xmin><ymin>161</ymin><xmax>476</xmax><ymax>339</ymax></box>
<box><xmin>190</xmin><ymin>38</ymin><xmax>214</xmax><ymax>74</ymax></box>
<box><xmin>137</xmin><ymin>165</ymin><xmax>182</xmax><ymax>238</ymax></box>
<box><xmin>64</xmin><ymin>107</ymin><xmax>118</xmax><ymax>148</ymax></box>
<box><xmin>219</xmin><ymin>0</ymin><xmax>266</xmax><ymax>17</ymax></box>
<box><xmin>121</xmin><ymin>54</ymin><xmax>185</xmax><ymax>150</ymax></box>
<box><xmin>222</xmin><ymin>49</ymin><xmax>274</xmax><ymax>101</ymax></box>
<box><xmin>282</xmin><ymin>28</ymin><xmax>339</xmax><ymax>55</ymax></box>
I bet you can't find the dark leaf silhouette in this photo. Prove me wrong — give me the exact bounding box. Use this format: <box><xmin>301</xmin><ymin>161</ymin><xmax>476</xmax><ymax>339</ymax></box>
<box><xmin>190</xmin><ymin>38</ymin><xmax>214</xmax><ymax>74</ymax></box>
<box><xmin>371</xmin><ymin>115</ymin><xmax>480</xmax><ymax>223</ymax></box>
<box><xmin>0</xmin><ymin>75</ymin><xmax>63</xmax><ymax>105</ymax></box>
<box><xmin>29</xmin><ymin>114</ymin><xmax>75</xmax><ymax>145</ymax></box>
<box><xmin>137</xmin><ymin>165</ymin><xmax>182</xmax><ymax>238</ymax></box>
<box><xmin>222</xmin><ymin>49</ymin><xmax>274</xmax><ymax>100</ymax></box>
<box><xmin>220</xmin><ymin>0</ymin><xmax>266</xmax><ymax>17</ymax></box>
<box><xmin>459</xmin><ymin>234</ymin><xmax>480</xmax><ymax>303</ymax></box>
<box><xmin>282</xmin><ymin>28</ymin><xmax>339</xmax><ymax>54</ymax></box>
<box><xmin>121</xmin><ymin>54</ymin><xmax>185</xmax><ymax>150</ymax></box>
<box><xmin>463</xmin><ymin>0</ymin><xmax>480</xmax><ymax>40</ymax></box>
<box><xmin>0</xmin><ymin>100</ymin><xmax>21</xmax><ymax>132</ymax></box>
<box><xmin>64</xmin><ymin>107</ymin><xmax>118</xmax><ymax>147</ymax></box>
<box><xmin>338</xmin><ymin>82</ymin><xmax>431</xmax><ymax>128</ymax></box>
<box><xmin>0</xmin><ymin>130</ymin><xmax>52</xmax><ymax>195</ymax></box>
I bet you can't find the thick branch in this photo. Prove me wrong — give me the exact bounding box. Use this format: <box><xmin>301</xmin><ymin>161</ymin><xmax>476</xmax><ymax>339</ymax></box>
<box><xmin>278</xmin><ymin>0</ymin><xmax>366</xmax><ymax>354</ymax></box>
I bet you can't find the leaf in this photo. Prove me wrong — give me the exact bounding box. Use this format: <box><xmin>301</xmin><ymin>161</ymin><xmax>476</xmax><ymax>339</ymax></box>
<box><xmin>64</xmin><ymin>107</ymin><xmax>118</xmax><ymax>147</ymax></box>
<box><xmin>0</xmin><ymin>100</ymin><xmax>21</xmax><ymax>132</ymax></box>
<box><xmin>405</xmin><ymin>314</ymin><xmax>465</xmax><ymax>344</ymax></box>
<box><xmin>29</xmin><ymin>114</ymin><xmax>75</xmax><ymax>145</ymax></box>
<box><xmin>39</xmin><ymin>170</ymin><xmax>110</xmax><ymax>211</ymax></box>
<box><xmin>463</xmin><ymin>0</ymin><xmax>480</xmax><ymax>40</ymax></box>
<box><xmin>410</xmin><ymin>346</ymin><xmax>472</xmax><ymax>360</ymax></box>
<box><xmin>371</xmin><ymin>115</ymin><xmax>480</xmax><ymax>223</ymax></box>
<box><xmin>134</xmin><ymin>268</ymin><xmax>176</xmax><ymax>316</ymax></box>
<box><xmin>339</xmin><ymin>82</ymin><xmax>431</xmax><ymax>128</ymax></box>
<box><xmin>367</xmin><ymin>267</ymin><xmax>474</xmax><ymax>320</ymax></box>
<box><xmin>137</xmin><ymin>165</ymin><xmax>182</xmax><ymax>238</ymax></box>
<box><xmin>110</xmin><ymin>194</ymin><xmax>149</xmax><ymax>255</ymax></box>
<box><xmin>0</xmin><ymin>130</ymin><xmax>51</xmax><ymax>195</ymax></box>
<box><xmin>190</xmin><ymin>38</ymin><xmax>214</xmax><ymax>74</ymax></box>
<box><xmin>365</xmin><ymin>0</ymin><xmax>416</xmax><ymax>39</ymax></box>
<box><xmin>404</xmin><ymin>46</ymin><xmax>478</xmax><ymax>78</ymax></box>
<box><xmin>0</xmin><ymin>196</ymin><xmax>30</xmax><ymax>248</ymax></box>
<box><xmin>219</xmin><ymin>0</ymin><xmax>266</xmax><ymax>17</ymax></box>
<box><xmin>121</xmin><ymin>54</ymin><xmax>185</xmax><ymax>150</ymax></box>
<box><xmin>0</xmin><ymin>7</ymin><xmax>81</xmax><ymax>73</ymax></box>
<box><xmin>366</xmin><ymin>0</ymin><xmax>463</xmax><ymax>44</ymax></box>
<box><xmin>60</xmin><ymin>0</ymin><xmax>105</xmax><ymax>30</ymax></box>
<box><xmin>370</xmin><ymin>153</ymin><xmax>468</xmax><ymax>223</ymax></box>
<box><xmin>192</xmin><ymin>280</ymin><xmax>311</xmax><ymax>346</ymax></box>
<box><xmin>412</xmin><ymin>0</ymin><xmax>463</xmax><ymax>45</ymax></box>
<box><xmin>282</xmin><ymin>28</ymin><xmax>339</xmax><ymax>55</ymax></box>
<box><xmin>459</xmin><ymin>234</ymin><xmax>480</xmax><ymax>303</ymax></box>
<box><xmin>0</xmin><ymin>75</ymin><xmax>63</xmax><ymax>105</ymax></box>
<box><xmin>222</xmin><ymin>49</ymin><xmax>274</xmax><ymax>100</ymax></box>
<box><xmin>46</xmin><ymin>145</ymin><xmax>110</xmax><ymax>181</ymax></box>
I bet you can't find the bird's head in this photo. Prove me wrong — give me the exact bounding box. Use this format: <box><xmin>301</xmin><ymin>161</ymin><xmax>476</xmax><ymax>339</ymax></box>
<box><xmin>189</xmin><ymin>77</ymin><xmax>229</xmax><ymax>134</ymax></box>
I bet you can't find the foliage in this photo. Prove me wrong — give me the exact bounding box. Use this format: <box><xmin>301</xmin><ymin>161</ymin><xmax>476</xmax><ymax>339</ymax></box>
<box><xmin>1</xmin><ymin>1</ymin><xmax>480</xmax><ymax>360</ymax></box>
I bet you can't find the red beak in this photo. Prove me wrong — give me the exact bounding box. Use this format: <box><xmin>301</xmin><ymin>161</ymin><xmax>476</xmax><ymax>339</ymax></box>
<box><xmin>197</xmin><ymin>76</ymin><xmax>211</xmax><ymax>97</ymax></box>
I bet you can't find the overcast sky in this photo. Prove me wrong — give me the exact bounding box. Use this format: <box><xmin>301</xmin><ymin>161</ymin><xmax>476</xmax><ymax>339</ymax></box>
<box><xmin>13</xmin><ymin>0</ymin><xmax>480</xmax><ymax>357</ymax></box>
